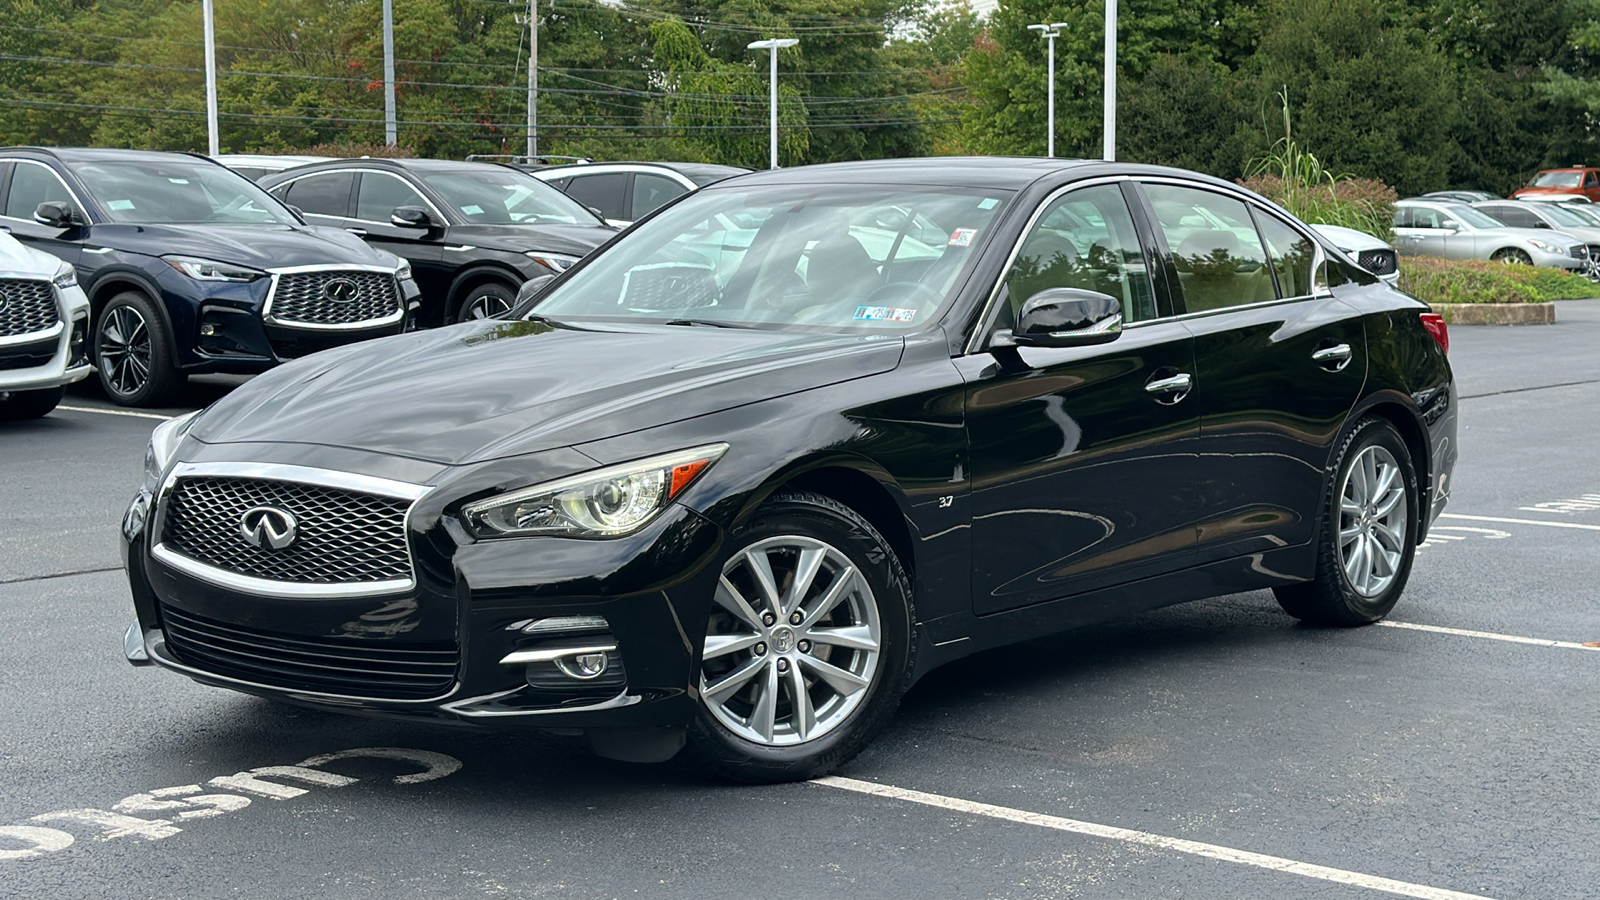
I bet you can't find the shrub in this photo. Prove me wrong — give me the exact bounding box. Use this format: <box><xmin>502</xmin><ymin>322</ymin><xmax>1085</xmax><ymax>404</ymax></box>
<box><xmin>1396</xmin><ymin>256</ymin><xmax>1598</xmax><ymax>304</ymax></box>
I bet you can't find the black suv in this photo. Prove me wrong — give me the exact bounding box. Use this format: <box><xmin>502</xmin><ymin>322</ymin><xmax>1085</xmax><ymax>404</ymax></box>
<box><xmin>0</xmin><ymin>148</ymin><xmax>419</xmax><ymax>407</ymax></box>
<box><xmin>258</xmin><ymin>159</ymin><xmax>616</xmax><ymax>324</ymax></box>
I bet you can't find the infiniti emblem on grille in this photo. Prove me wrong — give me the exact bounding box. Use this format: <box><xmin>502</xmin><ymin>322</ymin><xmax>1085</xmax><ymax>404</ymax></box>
<box><xmin>322</xmin><ymin>278</ymin><xmax>359</xmax><ymax>304</ymax></box>
<box><xmin>240</xmin><ymin>505</ymin><xmax>298</xmax><ymax>550</ymax></box>
<box><xmin>0</xmin><ymin>288</ymin><xmax>10</xmax><ymax>313</ymax></box>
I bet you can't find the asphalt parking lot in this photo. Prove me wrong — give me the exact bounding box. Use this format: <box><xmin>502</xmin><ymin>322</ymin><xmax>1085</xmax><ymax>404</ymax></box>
<box><xmin>3</xmin><ymin>303</ymin><xmax>1598</xmax><ymax>900</ymax></box>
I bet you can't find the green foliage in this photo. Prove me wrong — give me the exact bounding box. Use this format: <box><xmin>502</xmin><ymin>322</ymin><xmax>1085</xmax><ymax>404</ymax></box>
<box><xmin>1239</xmin><ymin>90</ymin><xmax>1397</xmax><ymax>239</ymax></box>
<box><xmin>1397</xmin><ymin>257</ymin><xmax>1598</xmax><ymax>305</ymax></box>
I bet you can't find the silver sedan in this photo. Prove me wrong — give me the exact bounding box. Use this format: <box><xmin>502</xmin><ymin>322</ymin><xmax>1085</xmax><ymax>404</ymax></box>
<box><xmin>1392</xmin><ymin>200</ymin><xmax>1588</xmax><ymax>271</ymax></box>
<box><xmin>1472</xmin><ymin>200</ymin><xmax>1600</xmax><ymax>280</ymax></box>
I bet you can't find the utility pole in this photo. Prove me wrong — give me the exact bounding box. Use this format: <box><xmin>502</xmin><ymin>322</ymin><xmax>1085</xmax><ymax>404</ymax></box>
<box><xmin>747</xmin><ymin>38</ymin><xmax>798</xmax><ymax>169</ymax></box>
<box><xmin>527</xmin><ymin>0</ymin><xmax>538</xmax><ymax>158</ymax></box>
<box><xmin>1027</xmin><ymin>23</ymin><xmax>1067</xmax><ymax>158</ymax></box>
<box><xmin>1103</xmin><ymin>0</ymin><xmax>1116</xmax><ymax>161</ymax></box>
<box><xmin>382</xmin><ymin>0</ymin><xmax>397</xmax><ymax>146</ymax></box>
<box><xmin>202</xmin><ymin>0</ymin><xmax>218</xmax><ymax>156</ymax></box>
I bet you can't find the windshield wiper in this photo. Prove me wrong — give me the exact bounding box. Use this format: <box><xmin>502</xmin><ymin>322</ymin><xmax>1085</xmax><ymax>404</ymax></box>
<box><xmin>662</xmin><ymin>318</ymin><xmax>755</xmax><ymax>329</ymax></box>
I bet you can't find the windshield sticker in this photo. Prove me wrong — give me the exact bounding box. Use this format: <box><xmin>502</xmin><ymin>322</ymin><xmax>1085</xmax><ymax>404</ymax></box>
<box><xmin>978</xmin><ymin>198</ymin><xmax>999</xmax><ymax>210</ymax></box>
<box><xmin>106</xmin><ymin>200</ymin><xmax>136</xmax><ymax>211</ymax></box>
<box><xmin>854</xmin><ymin>306</ymin><xmax>918</xmax><ymax>323</ymax></box>
<box><xmin>948</xmin><ymin>228</ymin><xmax>978</xmax><ymax>247</ymax></box>
<box><xmin>461</xmin><ymin>204</ymin><xmax>484</xmax><ymax>215</ymax></box>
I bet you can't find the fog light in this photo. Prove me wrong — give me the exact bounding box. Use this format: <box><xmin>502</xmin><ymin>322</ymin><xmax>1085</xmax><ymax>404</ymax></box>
<box><xmin>200</xmin><ymin>323</ymin><xmax>219</xmax><ymax>336</ymax></box>
<box><xmin>557</xmin><ymin>652</ymin><xmax>609</xmax><ymax>680</ymax></box>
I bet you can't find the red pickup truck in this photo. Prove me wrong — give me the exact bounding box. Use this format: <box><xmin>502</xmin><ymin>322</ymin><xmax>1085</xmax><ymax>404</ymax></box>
<box><xmin>1512</xmin><ymin>167</ymin><xmax>1600</xmax><ymax>202</ymax></box>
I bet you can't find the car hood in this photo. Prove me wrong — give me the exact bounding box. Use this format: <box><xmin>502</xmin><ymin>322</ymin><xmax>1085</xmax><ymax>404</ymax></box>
<box><xmin>0</xmin><ymin>230</ymin><xmax>68</xmax><ymax>277</ymax></box>
<box><xmin>1513</xmin><ymin>187</ymin><xmax>1584</xmax><ymax>198</ymax></box>
<box><xmin>1465</xmin><ymin>225</ymin><xmax>1585</xmax><ymax>245</ymax></box>
<box><xmin>1309</xmin><ymin>224</ymin><xmax>1391</xmax><ymax>253</ymax></box>
<box><xmin>86</xmin><ymin>223</ymin><xmax>396</xmax><ymax>270</ymax></box>
<box><xmin>445</xmin><ymin>223</ymin><xmax>616</xmax><ymax>256</ymax></box>
<box><xmin>189</xmin><ymin>321</ymin><xmax>905</xmax><ymax>465</ymax></box>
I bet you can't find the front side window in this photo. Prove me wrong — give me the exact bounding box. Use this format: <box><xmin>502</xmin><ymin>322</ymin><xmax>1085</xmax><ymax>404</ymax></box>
<box><xmin>532</xmin><ymin>183</ymin><xmax>1013</xmax><ymax>332</ymax></box>
<box><xmin>5</xmin><ymin>163</ymin><xmax>74</xmax><ymax>219</ymax></box>
<box><xmin>356</xmin><ymin>172</ymin><xmax>429</xmax><ymax>222</ymax></box>
<box><xmin>419</xmin><ymin>169</ymin><xmax>597</xmax><ymax>226</ymax></box>
<box><xmin>1000</xmin><ymin>184</ymin><xmax>1156</xmax><ymax>326</ymax></box>
<box><xmin>1144</xmin><ymin>183</ymin><xmax>1274</xmax><ymax>313</ymax></box>
<box><xmin>1254</xmin><ymin>212</ymin><xmax>1314</xmax><ymax>298</ymax></box>
<box><xmin>69</xmin><ymin>159</ymin><xmax>298</xmax><ymax>225</ymax></box>
<box><xmin>1586</xmin><ymin>172</ymin><xmax>1599</xmax><ymax>188</ymax></box>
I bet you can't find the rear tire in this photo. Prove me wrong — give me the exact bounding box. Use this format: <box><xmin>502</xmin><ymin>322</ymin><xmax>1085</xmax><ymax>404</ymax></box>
<box><xmin>683</xmin><ymin>490</ymin><xmax>914</xmax><ymax>783</ymax></box>
<box><xmin>1491</xmin><ymin>248</ymin><xmax>1532</xmax><ymax>266</ymax></box>
<box><xmin>94</xmin><ymin>292</ymin><xmax>184</xmax><ymax>407</ymax></box>
<box><xmin>1274</xmin><ymin>416</ymin><xmax>1419</xmax><ymax>626</ymax></box>
<box><xmin>0</xmin><ymin>386</ymin><xmax>65</xmax><ymax>420</ymax></box>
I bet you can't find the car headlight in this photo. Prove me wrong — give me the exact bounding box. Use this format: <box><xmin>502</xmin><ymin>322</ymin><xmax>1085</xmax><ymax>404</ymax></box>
<box><xmin>142</xmin><ymin>410</ymin><xmax>201</xmax><ymax>494</ymax></box>
<box><xmin>163</xmin><ymin>256</ymin><xmax>267</xmax><ymax>282</ymax></box>
<box><xmin>462</xmin><ymin>443</ymin><xmax>728</xmax><ymax>539</ymax></box>
<box><xmin>51</xmin><ymin>263</ymin><xmax>77</xmax><ymax>290</ymax></box>
<box><xmin>1526</xmin><ymin>238</ymin><xmax>1562</xmax><ymax>254</ymax></box>
<box><xmin>525</xmin><ymin>251</ymin><xmax>579</xmax><ymax>272</ymax></box>
<box><xmin>395</xmin><ymin>259</ymin><xmax>414</xmax><ymax>281</ymax></box>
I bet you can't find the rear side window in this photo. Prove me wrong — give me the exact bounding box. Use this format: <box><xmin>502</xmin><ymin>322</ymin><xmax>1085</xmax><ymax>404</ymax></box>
<box><xmin>281</xmin><ymin>172</ymin><xmax>354</xmax><ymax>217</ymax></box>
<box><xmin>356</xmin><ymin>172</ymin><xmax>428</xmax><ymax>222</ymax></box>
<box><xmin>1481</xmin><ymin>205</ymin><xmax>1543</xmax><ymax>229</ymax></box>
<box><xmin>5</xmin><ymin>163</ymin><xmax>74</xmax><ymax>219</ymax></box>
<box><xmin>1143</xmin><ymin>183</ymin><xmax>1273</xmax><ymax>313</ymax></box>
<box><xmin>1254</xmin><ymin>212</ymin><xmax>1314</xmax><ymax>298</ymax></box>
<box><xmin>563</xmin><ymin>173</ymin><xmax>628</xmax><ymax>220</ymax></box>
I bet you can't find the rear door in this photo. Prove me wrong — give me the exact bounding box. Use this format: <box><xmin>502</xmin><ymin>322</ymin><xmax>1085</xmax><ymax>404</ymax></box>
<box><xmin>273</xmin><ymin>170</ymin><xmax>355</xmax><ymax>228</ymax></box>
<box><xmin>1138</xmin><ymin>181</ymin><xmax>1365</xmax><ymax>564</ymax></box>
<box><xmin>964</xmin><ymin>181</ymin><xmax>1202</xmax><ymax>614</ymax></box>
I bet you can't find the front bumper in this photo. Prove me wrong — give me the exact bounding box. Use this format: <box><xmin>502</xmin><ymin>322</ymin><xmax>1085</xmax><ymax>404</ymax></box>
<box><xmin>0</xmin><ymin>283</ymin><xmax>91</xmax><ymax>392</ymax></box>
<box><xmin>1525</xmin><ymin>247</ymin><xmax>1585</xmax><ymax>270</ymax></box>
<box><xmin>121</xmin><ymin>484</ymin><xmax>727</xmax><ymax>731</ymax></box>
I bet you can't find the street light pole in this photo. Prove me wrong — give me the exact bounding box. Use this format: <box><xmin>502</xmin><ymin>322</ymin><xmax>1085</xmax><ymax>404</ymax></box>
<box><xmin>1027</xmin><ymin>22</ymin><xmax>1067</xmax><ymax>158</ymax></box>
<box><xmin>747</xmin><ymin>38</ymin><xmax>799</xmax><ymax>170</ymax></box>
<box><xmin>382</xmin><ymin>0</ymin><xmax>397</xmax><ymax>146</ymax></box>
<box><xmin>1104</xmin><ymin>0</ymin><xmax>1116</xmax><ymax>160</ymax></box>
<box><xmin>202</xmin><ymin>0</ymin><xmax>218</xmax><ymax>156</ymax></box>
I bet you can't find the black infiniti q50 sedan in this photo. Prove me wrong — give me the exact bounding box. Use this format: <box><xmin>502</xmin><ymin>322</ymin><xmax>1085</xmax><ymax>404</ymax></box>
<box><xmin>122</xmin><ymin>158</ymin><xmax>1457</xmax><ymax>782</ymax></box>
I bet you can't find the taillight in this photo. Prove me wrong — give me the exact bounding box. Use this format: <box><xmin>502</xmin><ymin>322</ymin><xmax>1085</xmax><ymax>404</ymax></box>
<box><xmin>1419</xmin><ymin>312</ymin><xmax>1449</xmax><ymax>354</ymax></box>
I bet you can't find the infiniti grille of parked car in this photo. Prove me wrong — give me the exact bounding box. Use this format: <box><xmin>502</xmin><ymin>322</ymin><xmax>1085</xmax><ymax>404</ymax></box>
<box><xmin>1357</xmin><ymin>249</ymin><xmax>1398</xmax><ymax>277</ymax></box>
<box><xmin>0</xmin><ymin>278</ymin><xmax>59</xmax><ymax>337</ymax></box>
<box><xmin>268</xmin><ymin>271</ymin><xmax>401</xmax><ymax>326</ymax></box>
<box><xmin>159</xmin><ymin>603</ymin><xmax>457</xmax><ymax>699</ymax></box>
<box><xmin>162</xmin><ymin>477</ymin><xmax>413</xmax><ymax>585</ymax></box>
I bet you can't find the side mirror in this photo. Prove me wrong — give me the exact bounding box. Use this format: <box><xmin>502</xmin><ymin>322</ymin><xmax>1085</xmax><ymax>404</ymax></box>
<box><xmin>515</xmin><ymin>273</ymin><xmax>556</xmax><ymax>305</ymax></box>
<box><xmin>34</xmin><ymin>201</ymin><xmax>78</xmax><ymax>229</ymax></box>
<box><xmin>1436</xmin><ymin>222</ymin><xmax>1458</xmax><ymax>233</ymax></box>
<box><xmin>390</xmin><ymin>206</ymin><xmax>436</xmax><ymax>230</ymax></box>
<box><xmin>1004</xmin><ymin>288</ymin><xmax>1123</xmax><ymax>349</ymax></box>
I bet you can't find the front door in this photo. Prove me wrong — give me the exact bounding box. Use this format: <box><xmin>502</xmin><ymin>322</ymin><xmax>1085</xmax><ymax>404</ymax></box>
<box><xmin>1139</xmin><ymin>182</ymin><xmax>1365</xmax><ymax>563</ymax></box>
<box><xmin>350</xmin><ymin>172</ymin><xmax>448</xmax><ymax>320</ymax></box>
<box><xmin>964</xmin><ymin>182</ymin><xmax>1202</xmax><ymax>615</ymax></box>
<box><xmin>0</xmin><ymin>160</ymin><xmax>85</xmax><ymax>268</ymax></box>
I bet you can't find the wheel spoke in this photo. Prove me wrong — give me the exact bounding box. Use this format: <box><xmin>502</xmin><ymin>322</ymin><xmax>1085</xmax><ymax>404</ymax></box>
<box><xmin>1339</xmin><ymin>522</ymin><xmax>1363</xmax><ymax>545</ymax></box>
<box><xmin>1372</xmin><ymin>463</ymin><xmax>1397</xmax><ymax>502</ymax></box>
<box><xmin>1371</xmin><ymin>521</ymin><xmax>1405</xmax><ymax>552</ymax></box>
<box><xmin>799</xmin><ymin>565</ymin><xmax>857</xmax><ymax>629</ymax></box>
<box><xmin>713</xmin><ymin>575</ymin><xmax>764</xmax><ymax>631</ymax></box>
<box><xmin>784</xmin><ymin>545</ymin><xmax>825</xmax><ymax>617</ymax></box>
<box><xmin>1343</xmin><ymin>532</ymin><xmax>1368</xmax><ymax>588</ymax></box>
<box><xmin>804</xmin><ymin>624</ymin><xmax>878</xmax><ymax>653</ymax></box>
<box><xmin>1370</xmin><ymin>541</ymin><xmax>1396</xmax><ymax>578</ymax></box>
<box><xmin>702</xmin><ymin>632</ymin><xmax>764</xmax><ymax>660</ymax></box>
<box><xmin>787</xmin><ymin>664</ymin><xmax>815</xmax><ymax>741</ymax></box>
<box><xmin>744</xmin><ymin>548</ymin><xmax>783</xmax><ymax>616</ymax></box>
<box><xmin>750</xmin><ymin>661</ymin><xmax>779</xmax><ymax>743</ymax></box>
<box><xmin>799</xmin><ymin>654</ymin><xmax>869</xmax><ymax>698</ymax></box>
<box><xmin>702</xmin><ymin>655</ymin><xmax>764</xmax><ymax>705</ymax></box>
<box><xmin>1373</xmin><ymin>485</ymin><xmax>1405</xmax><ymax>519</ymax></box>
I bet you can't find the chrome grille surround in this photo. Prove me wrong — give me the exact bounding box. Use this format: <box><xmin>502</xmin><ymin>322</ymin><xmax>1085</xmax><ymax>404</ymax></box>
<box><xmin>263</xmin><ymin>264</ymin><xmax>404</xmax><ymax>331</ymax></box>
<box><xmin>1356</xmin><ymin>249</ymin><xmax>1398</xmax><ymax>277</ymax></box>
<box><xmin>151</xmin><ymin>462</ymin><xmax>430</xmax><ymax>599</ymax></box>
<box><xmin>0</xmin><ymin>278</ymin><xmax>60</xmax><ymax>338</ymax></box>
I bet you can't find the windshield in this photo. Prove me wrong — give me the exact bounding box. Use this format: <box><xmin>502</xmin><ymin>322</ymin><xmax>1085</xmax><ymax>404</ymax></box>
<box><xmin>1448</xmin><ymin>206</ymin><xmax>1506</xmax><ymax>229</ymax></box>
<box><xmin>529</xmin><ymin>183</ymin><xmax>1013</xmax><ymax>331</ymax></box>
<box><xmin>419</xmin><ymin>168</ymin><xmax>600</xmax><ymax>225</ymax></box>
<box><xmin>1531</xmin><ymin>172</ymin><xmax>1583</xmax><ymax>188</ymax></box>
<box><xmin>1560</xmin><ymin>205</ymin><xmax>1600</xmax><ymax>225</ymax></box>
<box><xmin>1538</xmin><ymin>204</ymin><xmax>1593</xmax><ymax>228</ymax></box>
<box><xmin>69</xmin><ymin>159</ymin><xmax>299</xmax><ymax>226</ymax></box>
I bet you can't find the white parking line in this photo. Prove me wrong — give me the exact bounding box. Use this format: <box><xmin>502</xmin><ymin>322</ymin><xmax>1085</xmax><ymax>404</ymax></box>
<box><xmin>56</xmin><ymin>405</ymin><xmax>174</xmax><ymax>421</ymax></box>
<box><xmin>1439</xmin><ymin>513</ymin><xmax>1600</xmax><ymax>532</ymax></box>
<box><xmin>1377</xmin><ymin>620</ymin><xmax>1600</xmax><ymax>652</ymax></box>
<box><xmin>812</xmin><ymin>776</ymin><xmax>1494</xmax><ymax>900</ymax></box>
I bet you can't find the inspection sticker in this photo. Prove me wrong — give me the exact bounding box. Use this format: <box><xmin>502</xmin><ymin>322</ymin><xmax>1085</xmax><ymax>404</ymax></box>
<box><xmin>978</xmin><ymin>198</ymin><xmax>999</xmax><ymax>210</ymax></box>
<box><xmin>106</xmin><ymin>200</ymin><xmax>135</xmax><ymax>211</ymax></box>
<box><xmin>854</xmin><ymin>306</ymin><xmax>917</xmax><ymax>322</ymax></box>
<box><xmin>948</xmin><ymin>227</ymin><xmax>978</xmax><ymax>247</ymax></box>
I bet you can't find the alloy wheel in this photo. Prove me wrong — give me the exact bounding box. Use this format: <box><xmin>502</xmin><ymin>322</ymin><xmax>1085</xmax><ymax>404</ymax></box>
<box><xmin>99</xmin><ymin>305</ymin><xmax>152</xmax><ymax>397</ymax></box>
<box><xmin>463</xmin><ymin>292</ymin><xmax>513</xmax><ymax>320</ymax></box>
<box><xmin>1338</xmin><ymin>445</ymin><xmax>1408</xmax><ymax>598</ymax></box>
<box><xmin>698</xmin><ymin>536</ymin><xmax>882</xmax><ymax>747</ymax></box>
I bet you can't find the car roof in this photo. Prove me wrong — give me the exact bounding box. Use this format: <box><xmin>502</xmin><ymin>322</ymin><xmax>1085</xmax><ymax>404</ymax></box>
<box><xmin>700</xmin><ymin>157</ymin><xmax>1231</xmax><ymax>192</ymax></box>
<box><xmin>0</xmin><ymin>146</ymin><xmax>218</xmax><ymax>165</ymax></box>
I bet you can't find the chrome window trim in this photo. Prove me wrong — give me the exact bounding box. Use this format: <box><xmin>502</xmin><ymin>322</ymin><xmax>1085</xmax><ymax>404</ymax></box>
<box><xmin>150</xmin><ymin>460</ymin><xmax>429</xmax><ymax>599</ymax></box>
<box><xmin>143</xmin><ymin>631</ymin><xmax>460</xmax><ymax>705</ymax></box>
<box><xmin>261</xmin><ymin>263</ymin><xmax>406</xmax><ymax>331</ymax></box>
<box><xmin>0</xmin><ymin>158</ymin><xmax>92</xmax><ymax>223</ymax></box>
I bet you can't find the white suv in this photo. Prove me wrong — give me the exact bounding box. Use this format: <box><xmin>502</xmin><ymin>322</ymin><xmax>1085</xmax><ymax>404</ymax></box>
<box><xmin>0</xmin><ymin>229</ymin><xmax>90</xmax><ymax>419</ymax></box>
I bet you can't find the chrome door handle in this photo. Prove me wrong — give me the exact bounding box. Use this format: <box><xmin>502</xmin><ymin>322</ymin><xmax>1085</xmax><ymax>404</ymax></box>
<box><xmin>1312</xmin><ymin>343</ymin><xmax>1353</xmax><ymax>371</ymax></box>
<box><xmin>345</xmin><ymin>228</ymin><xmax>368</xmax><ymax>237</ymax></box>
<box><xmin>1144</xmin><ymin>373</ymin><xmax>1192</xmax><ymax>394</ymax></box>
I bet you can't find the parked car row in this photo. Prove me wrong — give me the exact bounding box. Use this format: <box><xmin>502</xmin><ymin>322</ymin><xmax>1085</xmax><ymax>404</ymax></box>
<box><xmin>1392</xmin><ymin>198</ymin><xmax>1600</xmax><ymax>279</ymax></box>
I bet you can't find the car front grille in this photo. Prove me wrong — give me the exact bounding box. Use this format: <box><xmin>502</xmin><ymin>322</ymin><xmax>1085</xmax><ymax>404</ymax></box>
<box><xmin>1570</xmin><ymin>245</ymin><xmax>1590</xmax><ymax>260</ymax></box>
<box><xmin>1357</xmin><ymin>249</ymin><xmax>1398</xmax><ymax>277</ymax></box>
<box><xmin>160</xmin><ymin>603</ymin><xmax>457</xmax><ymax>699</ymax></box>
<box><xmin>268</xmin><ymin>270</ymin><xmax>401</xmax><ymax>327</ymax></box>
<box><xmin>161</xmin><ymin>476</ymin><xmax>413</xmax><ymax>587</ymax></box>
<box><xmin>0</xmin><ymin>278</ymin><xmax>59</xmax><ymax>337</ymax></box>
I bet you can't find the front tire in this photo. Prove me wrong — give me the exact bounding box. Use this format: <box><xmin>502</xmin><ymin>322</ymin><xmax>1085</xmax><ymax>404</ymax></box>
<box><xmin>94</xmin><ymin>292</ymin><xmax>184</xmax><ymax>407</ymax></box>
<box><xmin>685</xmin><ymin>490</ymin><xmax>914</xmax><ymax>783</ymax></box>
<box><xmin>1491</xmin><ymin>248</ymin><xmax>1532</xmax><ymax>266</ymax></box>
<box><xmin>455</xmin><ymin>282</ymin><xmax>517</xmax><ymax>323</ymax></box>
<box><xmin>0</xmin><ymin>386</ymin><xmax>65</xmax><ymax>420</ymax></box>
<box><xmin>1274</xmin><ymin>416</ymin><xmax>1418</xmax><ymax>626</ymax></box>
